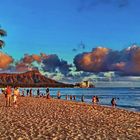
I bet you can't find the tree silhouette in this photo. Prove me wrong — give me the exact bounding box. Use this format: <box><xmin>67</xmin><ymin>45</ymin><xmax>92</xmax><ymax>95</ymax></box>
<box><xmin>0</xmin><ymin>27</ymin><xmax>7</xmax><ymax>49</ymax></box>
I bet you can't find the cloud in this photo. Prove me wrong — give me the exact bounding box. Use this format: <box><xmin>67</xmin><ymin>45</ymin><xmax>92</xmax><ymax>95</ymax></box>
<box><xmin>0</xmin><ymin>52</ymin><xmax>14</xmax><ymax>69</ymax></box>
<box><xmin>78</xmin><ymin>0</ymin><xmax>129</xmax><ymax>12</ymax></box>
<box><xmin>74</xmin><ymin>47</ymin><xmax>110</xmax><ymax>72</ymax></box>
<box><xmin>42</xmin><ymin>54</ymin><xmax>72</xmax><ymax>76</ymax></box>
<box><xmin>74</xmin><ymin>45</ymin><xmax>140</xmax><ymax>76</ymax></box>
<box><xmin>21</xmin><ymin>54</ymin><xmax>41</xmax><ymax>64</ymax></box>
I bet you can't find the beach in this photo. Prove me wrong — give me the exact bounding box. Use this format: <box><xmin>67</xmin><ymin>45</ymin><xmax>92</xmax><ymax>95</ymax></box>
<box><xmin>0</xmin><ymin>95</ymin><xmax>139</xmax><ymax>140</ymax></box>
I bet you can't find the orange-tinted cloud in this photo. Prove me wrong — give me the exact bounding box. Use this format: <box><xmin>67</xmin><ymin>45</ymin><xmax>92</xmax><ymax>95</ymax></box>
<box><xmin>74</xmin><ymin>45</ymin><xmax>140</xmax><ymax>75</ymax></box>
<box><xmin>0</xmin><ymin>52</ymin><xmax>13</xmax><ymax>69</ymax></box>
<box><xmin>22</xmin><ymin>54</ymin><xmax>41</xmax><ymax>64</ymax></box>
<box><xmin>74</xmin><ymin>47</ymin><xmax>109</xmax><ymax>72</ymax></box>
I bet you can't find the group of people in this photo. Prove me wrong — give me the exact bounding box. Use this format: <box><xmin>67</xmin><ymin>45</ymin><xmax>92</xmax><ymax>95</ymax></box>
<box><xmin>56</xmin><ymin>91</ymin><xmax>117</xmax><ymax>108</ymax></box>
<box><xmin>1</xmin><ymin>86</ymin><xmax>117</xmax><ymax>108</ymax></box>
<box><xmin>1</xmin><ymin>86</ymin><xmax>20</xmax><ymax>107</ymax></box>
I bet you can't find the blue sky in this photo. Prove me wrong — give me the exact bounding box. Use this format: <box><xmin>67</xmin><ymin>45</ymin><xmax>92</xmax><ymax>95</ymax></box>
<box><xmin>1</xmin><ymin>0</ymin><xmax>140</xmax><ymax>85</ymax></box>
<box><xmin>0</xmin><ymin>0</ymin><xmax>140</xmax><ymax>62</ymax></box>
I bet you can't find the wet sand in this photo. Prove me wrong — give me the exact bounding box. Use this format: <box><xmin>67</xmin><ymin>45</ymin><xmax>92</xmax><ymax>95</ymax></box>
<box><xmin>0</xmin><ymin>95</ymin><xmax>139</xmax><ymax>140</ymax></box>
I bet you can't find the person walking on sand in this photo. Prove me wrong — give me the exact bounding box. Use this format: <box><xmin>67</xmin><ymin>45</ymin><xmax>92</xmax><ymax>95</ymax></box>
<box><xmin>111</xmin><ymin>98</ymin><xmax>116</xmax><ymax>107</ymax></box>
<box><xmin>13</xmin><ymin>87</ymin><xmax>20</xmax><ymax>106</ymax></box>
<box><xmin>57</xmin><ymin>90</ymin><xmax>61</xmax><ymax>99</ymax></box>
<box><xmin>65</xmin><ymin>95</ymin><xmax>68</xmax><ymax>100</ymax></box>
<box><xmin>5</xmin><ymin>86</ymin><xmax>12</xmax><ymax>107</ymax></box>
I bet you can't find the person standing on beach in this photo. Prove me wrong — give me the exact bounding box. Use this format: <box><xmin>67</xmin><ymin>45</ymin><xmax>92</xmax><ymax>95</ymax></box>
<box><xmin>13</xmin><ymin>87</ymin><xmax>20</xmax><ymax>106</ymax></box>
<box><xmin>5</xmin><ymin>86</ymin><xmax>12</xmax><ymax>107</ymax></box>
<box><xmin>57</xmin><ymin>90</ymin><xmax>61</xmax><ymax>99</ymax></box>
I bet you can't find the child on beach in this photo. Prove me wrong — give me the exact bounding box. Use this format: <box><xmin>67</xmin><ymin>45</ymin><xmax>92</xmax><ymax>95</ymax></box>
<box><xmin>1</xmin><ymin>87</ymin><xmax>6</xmax><ymax>97</ymax></box>
<box><xmin>13</xmin><ymin>87</ymin><xmax>20</xmax><ymax>106</ymax></box>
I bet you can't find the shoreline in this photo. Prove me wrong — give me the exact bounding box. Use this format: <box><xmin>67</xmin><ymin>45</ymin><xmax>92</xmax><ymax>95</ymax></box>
<box><xmin>0</xmin><ymin>95</ymin><xmax>139</xmax><ymax>139</ymax></box>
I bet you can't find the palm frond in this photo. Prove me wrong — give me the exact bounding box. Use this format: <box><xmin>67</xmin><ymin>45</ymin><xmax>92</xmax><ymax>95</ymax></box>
<box><xmin>0</xmin><ymin>40</ymin><xmax>5</xmax><ymax>49</ymax></box>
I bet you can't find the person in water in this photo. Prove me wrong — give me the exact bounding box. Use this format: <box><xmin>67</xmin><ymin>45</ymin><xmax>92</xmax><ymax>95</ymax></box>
<box><xmin>46</xmin><ymin>88</ymin><xmax>50</xmax><ymax>95</ymax></box>
<box><xmin>111</xmin><ymin>98</ymin><xmax>117</xmax><ymax>107</ymax></box>
<box><xmin>92</xmin><ymin>96</ymin><xmax>97</xmax><ymax>109</ymax></box>
<box><xmin>65</xmin><ymin>95</ymin><xmax>68</xmax><ymax>100</ymax></box>
<box><xmin>96</xmin><ymin>96</ymin><xmax>99</xmax><ymax>104</ymax></box>
<box><xmin>81</xmin><ymin>95</ymin><xmax>84</xmax><ymax>102</ymax></box>
<box><xmin>37</xmin><ymin>88</ymin><xmax>40</xmax><ymax>97</ymax></box>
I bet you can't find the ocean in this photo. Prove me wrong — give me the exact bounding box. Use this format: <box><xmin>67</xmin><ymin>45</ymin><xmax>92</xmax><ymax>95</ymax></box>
<box><xmin>19</xmin><ymin>87</ymin><xmax>140</xmax><ymax>112</ymax></box>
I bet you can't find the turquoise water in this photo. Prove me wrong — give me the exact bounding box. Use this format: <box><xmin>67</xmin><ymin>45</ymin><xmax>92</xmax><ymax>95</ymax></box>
<box><xmin>19</xmin><ymin>87</ymin><xmax>140</xmax><ymax>112</ymax></box>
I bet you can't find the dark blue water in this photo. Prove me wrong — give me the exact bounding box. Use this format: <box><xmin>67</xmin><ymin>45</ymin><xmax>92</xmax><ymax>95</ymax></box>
<box><xmin>20</xmin><ymin>87</ymin><xmax>140</xmax><ymax>112</ymax></box>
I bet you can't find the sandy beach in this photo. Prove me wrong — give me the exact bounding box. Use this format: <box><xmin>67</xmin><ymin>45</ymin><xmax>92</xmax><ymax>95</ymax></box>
<box><xmin>0</xmin><ymin>95</ymin><xmax>139</xmax><ymax>140</ymax></box>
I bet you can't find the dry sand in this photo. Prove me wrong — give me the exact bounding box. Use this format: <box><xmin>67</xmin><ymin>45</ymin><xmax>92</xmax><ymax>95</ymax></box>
<box><xmin>0</xmin><ymin>94</ymin><xmax>139</xmax><ymax>140</ymax></box>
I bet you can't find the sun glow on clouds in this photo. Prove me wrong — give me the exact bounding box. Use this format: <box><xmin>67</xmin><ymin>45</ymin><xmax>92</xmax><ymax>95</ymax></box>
<box><xmin>1</xmin><ymin>45</ymin><xmax>140</xmax><ymax>84</ymax></box>
<box><xmin>0</xmin><ymin>52</ymin><xmax>13</xmax><ymax>69</ymax></box>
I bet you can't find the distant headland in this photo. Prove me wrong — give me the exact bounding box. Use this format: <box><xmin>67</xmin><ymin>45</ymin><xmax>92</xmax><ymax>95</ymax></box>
<box><xmin>0</xmin><ymin>70</ymin><xmax>74</xmax><ymax>88</ymax></box>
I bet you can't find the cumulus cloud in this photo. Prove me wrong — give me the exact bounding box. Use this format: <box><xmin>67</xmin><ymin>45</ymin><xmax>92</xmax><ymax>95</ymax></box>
<box><xmin>74</xmin><ymin>47</ymin><xmax>109</xmax><ymax>72</ymax></box>
<box><xmin>42</xmin><ymin>54</ymin><xmax>72</xmax><ymax>76</ymax></box>
<box><xmin>0</xmin><ymin>52</ymin><xmax>14</xmax><ymax>69</ymax></box>
<box><xmin>21</xmin><ymin>54</ymin><xmax>41</xmax><ymax>64</ymax></box>
<box><xmin>74</xmin><ymin>45</ymin><xmax>140</xmax><ymax>76</ymax></box>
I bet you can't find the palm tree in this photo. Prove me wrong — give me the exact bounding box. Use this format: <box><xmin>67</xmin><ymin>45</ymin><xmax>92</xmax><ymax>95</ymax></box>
<box><xmin>0</xmin><ymin>28</ymin><xmax>7</xmax><ymax>49</ymax></box>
